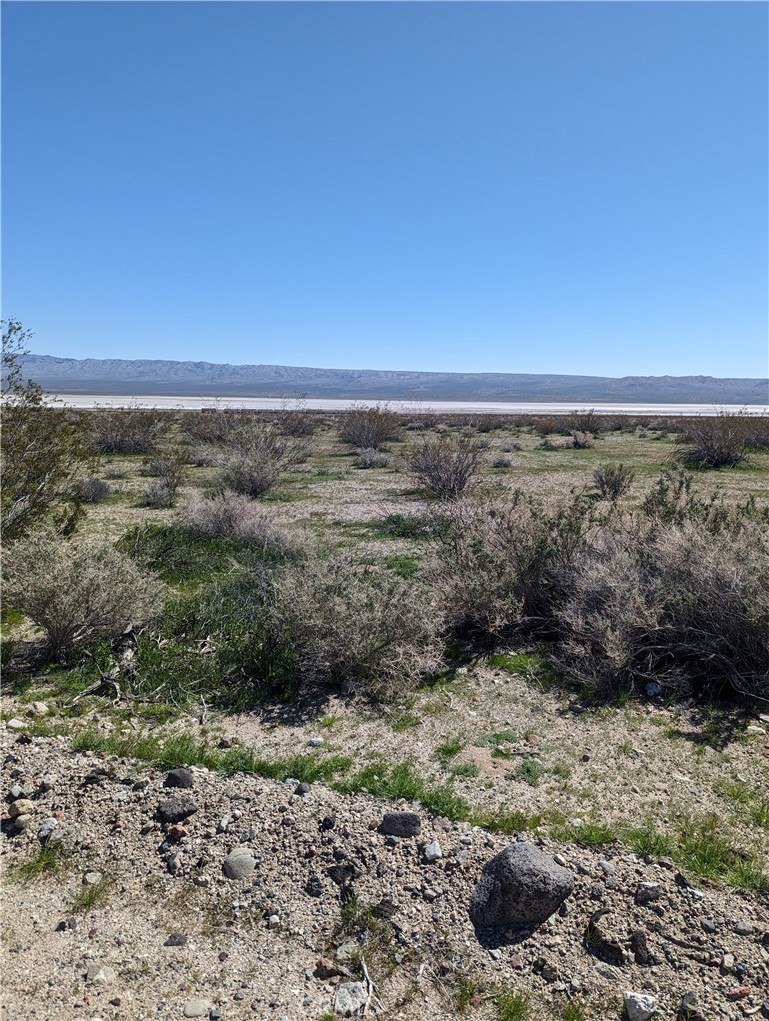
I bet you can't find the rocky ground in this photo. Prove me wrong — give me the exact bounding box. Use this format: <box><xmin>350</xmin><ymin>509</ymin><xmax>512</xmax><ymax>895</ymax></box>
<box><xmin>2</xmin><ymin>713</ymin><xmax>769</xmax><ymax>1021</ymax></box>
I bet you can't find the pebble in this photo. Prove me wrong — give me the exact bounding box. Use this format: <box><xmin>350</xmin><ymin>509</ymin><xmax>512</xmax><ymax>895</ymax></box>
<box><xmin>734</xmin><ymin>921</ymin><xmax>753</xmax><ymax>936</ymax></box>
<box><xmin>84</xmin><ymin>871</ymin><xmax>103</xmax><ymax>885</ymax></box>
<box><xmin>85</xmin><ymin>964</ymin><xmax>116</xmax><ymax>985</ymax></box>
<box><xmin>424</xmin><ymin>839</ymin><xmax>443</xmax><ymax>863</ymax></box>
<box><xmin>623</xmin><ymin>991</ymin><xmax>657</xmax><ymax>1021</ymax></box>
<box><xmin>6</xmin><ymin>719</ymin><xmax>28</xmax><ymax>731</ymax></box>
<box><xmin>308</xmin><ymin>737</ymin><xmax>324</xmax><ymax>747</ymax></box>
<box><xmin>334</xmin><ymin>982</ymin><xmax>367</xmax><ymax>1016</ymax></box>
<box><xmin>13</xmin><ymin>814</ymin><xmax>32</xmax><ymax>831</ymax></box>
<box><xmin>700</xmin><ymin>918</ymin><xmax>717</xmax><ymax>933</ymax></box>
<box><xmin>8</xmin><ymin>798</ymin><xmax>35</xmax><ymax>818</ymax></box>
<box><xmin>157</xmin><ymin>795</ymin><xmax>197</xmax><ymax>825</ymax></box>
<box><xmin>182</xmin><ymin>1000</ymin><xmax>212</xmax><ymax>1018</ymax></box>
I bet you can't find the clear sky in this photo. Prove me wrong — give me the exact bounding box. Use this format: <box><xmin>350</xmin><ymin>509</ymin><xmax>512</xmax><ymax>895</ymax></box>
<box><xmin>2</xmin><ymin>1</ymin><xmax>767</xmax><ymax>378</ymax></box>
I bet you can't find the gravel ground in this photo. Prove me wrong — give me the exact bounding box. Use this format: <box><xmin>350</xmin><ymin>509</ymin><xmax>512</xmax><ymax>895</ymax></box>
<box><xmin>2</xmin><ymin>721</ymin><xmax>768</xmax><ymax>1021</ymax></box>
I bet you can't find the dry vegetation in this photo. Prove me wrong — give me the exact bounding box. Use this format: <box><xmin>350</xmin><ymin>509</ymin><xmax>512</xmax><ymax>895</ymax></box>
<box><xmin>3</xmin><ymin>390</ymin><xmax>769</xmax><ymax>1018</ymax></box>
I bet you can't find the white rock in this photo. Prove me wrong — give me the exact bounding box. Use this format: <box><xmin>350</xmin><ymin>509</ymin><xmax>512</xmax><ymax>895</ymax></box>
<box><xmin>182</xmin><ymin>1000</ymin><xmax>212</xmax><ymax>1018</ymax></box>
<box><xmin>27</xmin><ymin>701</ymin><xmax>49</xmax><ymax>717</ymax></box>
<box><xmin>6</xmin><ymin>719</ymin><xmax>27</xmax><ymax>731</ymax></box>
<box><xmin>308</xmin><ymin>737</ymin><xmax>325</xmax><ymax>747</ymax></box>
<box><xmin>334</xmin><ymin>981</ymin><xmax>367</xmax><ymax>1016</ymax></box>
<box><xmin>424</xmin><ymin>839</ymin><xmax>443</xmax><ymax>863</ymax></box>
<box><xmin>86</xmin><ymin>964</ymin><xmax>116</xmax><ymax>985</ymax></box>
<box><xmin>623</xmin><ymin>991</ymin><xmax>657</xmax><ymax>1021</ymax></box>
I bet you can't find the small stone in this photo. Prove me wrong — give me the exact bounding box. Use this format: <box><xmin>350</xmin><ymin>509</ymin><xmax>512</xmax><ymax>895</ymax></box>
<box><xmin>295</xmin><ymin>782</ymin><xmax>311</xmax><ymax>795</ymax></box>
<box><xmin>726</xmin><ymin>987</ymin><xmax>750</xmax><ymax>1000</ymax></box>
<box><xmin>164</xmin><ymin>768</ymin><xmax>194</xmax><ymax>789</ymax></box>
<box><xmin>308</xmin><ymin>737</ymin><xmax>325</xmax><ymax>747</ymax></box>
<box><xmin>489</xmin><ymin>948</ymin><xmax>502</xmax><ymax>961</ymax></box>
<box><xmin>182</xmin><ymin>1000</ymin><xmax>212</xmax><ymax>1018</ymax></box>
<box><xmin>157</xmin><ymin>795</ymin><xmax>197</xmax><ymax>825</ymax></box>
<box><xmin>268</xmin><ymin>914</ymin><xmax>280</xmax><ymax>929</ymax></box>
<box><xmin>167</xmin><ymin>824</ymin><xmax>188</xmax><ymax>841</ymax></box>
<box><xmin>470</xmin><ymin>842</ymin><xmax>574</xmax><ymax>928</ymax></box>
<box><xmin>163</xmin><ymin>933</ymin><xmax>188</xmax><ymax>946</ymax></box>
<box><xmin>223</xmin><ymin>847</ymin><xmax>257</xmax><ymax>880</ymax></box>
<box><xmin>13</xmin><ymin>814</ymin><xmax>32</xmax><ymax>831</ymax></box>
<box><xmin>700</xmin><ymin>917</ymin><xmax>717</xmax><ymax>933</ymax></box>
<box><xmin>722</xmin><ymin>953</ymin><xmax>735</xmax><ymax>972</ymax></box>
<box><xmin>334</xmin><ymin>981</ymin><xmax>367</xmax><ymax>1016</ymax></box>
<box><xmin>734</xmin><ymin>921</ymin><xmax>753</xmax><ymax>936</ymax></box>
<box><xmin>635</xmin><ymin>882</ymin><xmax>662</xmax><ymax>905</ymax></box>
<box><xmin>86</xmin><ymin>964</ymin><xmax>116</xmax><ymax>985</ymax></box>
<box><xmin>623</xmin><ymin>991</ymin><xmax>657</xmax><ymax>1021</ymax></box>
<box><xmin>84</xmin><ymin>871</ymin><xmax>103</xmax><ymax>885</ymax></box>
<box><xmin>379</xmin><ymin>811</ymin><xmax>421</xmax><ymax>838</ymax></box>
<box><xmin>598</xmin><ymin>860</ymin><xmax>615</xmax><ymax>874</ymax></box>
<box><xmin>8</xmin><ymin>798</ymin><xmax>34</xmax><ymax>818</ymax></box>
<box><xmin>56</xmin><ymin>917</ymin><xmax>77</xmax><ymax>932</ymax></box>
<box><xmin>746</xmin><ymin>725</ymin><xmax>767</xmax><ymax>736</ymax></box>
<box><xmin>37</xmin><ymin>817</ymin><xmax>59</xmax><ymax>843</ymax></box>
<box><xmin>6</xmin><ymin>719</ymin><xmax>27</xmax><ymax>731</ymax></box>
<box><xmin>27</xmin><ymin>701</ymin><xmax>49</xmax><ymax>717</ymax></box>
<box><xmin>424</xmin><ymin>839</ymin><xmax>442</xmax><ymax>863</ymax></box>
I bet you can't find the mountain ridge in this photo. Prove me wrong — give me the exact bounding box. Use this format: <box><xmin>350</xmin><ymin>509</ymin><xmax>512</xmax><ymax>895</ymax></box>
<box><xmin>22</xmin><ymin>353</ymin><xmax>769</xmax><ymax>404</ymax></box>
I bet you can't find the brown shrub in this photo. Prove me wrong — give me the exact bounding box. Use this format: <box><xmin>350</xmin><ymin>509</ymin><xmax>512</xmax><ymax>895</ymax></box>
<box><xmin>267</xmin><ymin>555</ymin><xmax>443</xmax><ymax>699</ymax></box>
<box><xmin>89</xmin><ymin>403</ymin><xmax>168</xmax><ymax>454</ymax></box>
<box><xmin>409</xmin><ymin>434</ymin><xmax>484</xmax><ymax>499</ymax></box>
<box><xmin>2</xmin><ymin>530</ymin><xmax>162</xmax><ymax>660</ymax></box>
<box><xmin>338</xmin><ymin>402</ymin><xmax>401</xmax><ymax>450</ymax></box>
<box><xmin>213</xmin><ymin>420</ymin><xmax>311</xmax><ymax>498</ymax></box>
<box><xmin>180</xmin><ymin>491</ymin><xmax>299</xmax><ymax>556</ymax></box>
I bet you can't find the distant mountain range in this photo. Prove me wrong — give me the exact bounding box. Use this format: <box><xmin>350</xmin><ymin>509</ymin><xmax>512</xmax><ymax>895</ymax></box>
<box><xmin>22</xmin><ymin>354</ymin><xmax>769</xmax><ymax>405</ymax></box>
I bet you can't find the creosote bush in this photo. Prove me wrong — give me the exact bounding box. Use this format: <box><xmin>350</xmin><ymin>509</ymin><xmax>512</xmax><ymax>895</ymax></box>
<box><xmin>677</xmin><ymin>412</ymin><xmax>752</xmax><ymax>469</ymax></box>
<box><xmin>338</xmin><ymin>402</ymin><xmax>400</xmax><ymax>450</ymax></box>
<box><xmin>2</xmin><ymin>530</ymin><xmax>162</xmax><ymax>660</ymax></box>
<box><xmin>409</xmin><ymin>434</ymin><xmax>484</xmax><ymax>499</ymax></box>
<box><xmin>266</xmin><ymin>555</ymin><xmax>443</xmax><ymax>700</ymax></box>
<box><xmin>180</xmin><ymin>491</ymin><xmax>299</xmax><ymax>556</ymax></box>
<box><xmin>212</xmin><ymin>419</ymin><xmax>311</xmax><ymax>498</ymax></box>
<box><xmin>591</xmin><ymin>463</ymin><xmax>635</xmax><ymax>500</ymax></box>
<box><xmin>354</xmin><ymin>448</ymin><xmax>390</xmax><ymax>469</ymax></box>
<box><xmin>89</xmin><ymin>403</ymin><xmax>167</xmax><ymax>454</ymax></box>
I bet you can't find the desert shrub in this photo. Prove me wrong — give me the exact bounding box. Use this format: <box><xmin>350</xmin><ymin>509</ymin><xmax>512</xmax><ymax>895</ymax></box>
<box><xmin>80</xmin><ymin>478</ymin><xmax>111</xmax><ymax>504</ymax></box>
<box><xmin>140</xmin><ymin>445</ymin><xmax>189</xmax><ymax>507</ymax></box>
<box><xmin>641</xmin><ymin>469</ymin><xmax>769</xmax><ymax>534</ymax></box>
<box><xmin>213</xmin><ymin>419</ymin><xmax>310</xmax><ymax>498</ymax></box>
<box><xmin>339</xmin><ymin>402</ymin><xmax>400</xmax><ymax>450</ymax></box>
<box><xmin>409</xmin><ymin>434</ymin><xmax>483</xmax><ymax>499</ymax></box>
<box><xmin>555</xmin><ymin>522</ymin><xmax>769</xmax><ymax>702</ymax></box>
<box><xmin>180</xmin><ymin>491</ymin><xmax>298</xmax><ymax>556</ymax></box>
<box><xmin>89</xmin><ymin>403</ymin><xmax>167</xmax><ymax>454</ymax></box>
<box><xmin>179</xmin><ymin>405</ymin><xmax>245</xmax><ymax>446</ymax></box>
<box><xmin>677</xmin><ymin>412</ymin><xmax>750</xmax><ymax>469</ymax></box>
<box><xmin>431</xmin><ymin>494</ymin><xmax>592</xmax><ymax>641</ymax></box>
<box><xmin>354</xmin><ymin>448</ymin><xmax>390</xmax><ymax>469</ymax></box>
<box><xmin>570</xmin><ymin>430</ymin><xmax>595</xmax><ymax>449</ymax></box>
<box><xmin>492</xmin><ymin>456</ymin><xmax>512</xmax><ymax>469</ymax></box>
<box><xmin>591</xmin><ymin>463</ymin><xmax>635</xmax><ymax>500</ymax></box>
<box><xmin>265</xmin><ymin>555</ymin><xmax>444</xmax><ymax>700</ymax></box>
<box><xmin>501</xmin><ymin>440</ymin><xmax>522</xmax><ymax>453</ymax></box>
<box><xmin>564</xmin><ymin>409</ymin><xmax>604</xmax><ymax>434</ymax></box>
<box><xmin>2</xmin><ymin>530</ymin><xmax>162</xmax><ymax>659</ymax></box>
<box><xmin>374</xmin><ymin>513</ymin><xmax>437</xmax><ymax>540</ymax></box>
<box><xmin>2</xmin><ymin>321</ymin><xmax>99</xmax><ymax>542</ymax></box>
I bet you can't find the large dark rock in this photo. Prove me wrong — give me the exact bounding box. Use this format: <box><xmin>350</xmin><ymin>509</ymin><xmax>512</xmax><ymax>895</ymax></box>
<box><xmin>157</xmin><ymin>795</ymin><xmax>197</xmax><ymax>825</ymax></box>
<box><xmin>378</xmin><ymin>811</ymin><xmax>421</xmax><ymax>837</ymax></box>
<box><xmin>469</xmin><ymin>842</ymin><xmax>574</xmax><ymax>928</ymax></box>
<box><xmin>164</xmin><ymin>768</ymin><xmax>194</xmax><ymax>789</ymax></box>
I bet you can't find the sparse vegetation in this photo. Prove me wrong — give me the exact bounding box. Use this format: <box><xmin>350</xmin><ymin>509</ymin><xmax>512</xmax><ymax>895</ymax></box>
<box><xmin>409</xmin><ymin>433</ymin><xmax>484</xmax><ymax>499</ymax></box>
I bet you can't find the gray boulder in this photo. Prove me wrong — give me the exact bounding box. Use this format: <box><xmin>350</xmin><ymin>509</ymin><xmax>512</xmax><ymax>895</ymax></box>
<box><xmin>157</xmin><ymin>795</ymin><xmax>197</xmax><ymax>825</ymax></box>
<box><xmin>379</xmin><ymin>811</ymin><xmax>421</xmax><ymax>837</ymax></box>
<box><xmin>164</xmin><ymin>767</ymin><xmax>194</xmax><ymax>789</ymax></box>
<box><xmin>469</xmin><ymin>841</ymin><xmax>574</xmax><ymax>928</ymax></box>
<box><xmin>223</xmin><ymin>847</ymin><xmax>257</xmax><ymax>880</ymax></box>
<box><xmin>335</xmin><ymin>981</ymin><xmax>368</xmax><ymax>1016</ymax></box>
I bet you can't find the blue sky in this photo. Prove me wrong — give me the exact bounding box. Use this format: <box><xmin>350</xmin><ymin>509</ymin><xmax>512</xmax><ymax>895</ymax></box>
<box><xmin>2</xmin><ymin>1</ymin><xmax>767</xmax><ymax>378</ymax></box>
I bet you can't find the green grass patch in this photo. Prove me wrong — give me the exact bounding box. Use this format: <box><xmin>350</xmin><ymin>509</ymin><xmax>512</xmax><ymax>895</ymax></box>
<box><xmin>391</xmin><ymin>713</ymin><xmax>421</xmax><ymax>733</ymax></box>
<box><xmin>516</xmin><ymin>756</ymin><xmax>546</xmax><ymax>787</ymax></box>
<box><xmin>383</xmin><ymin>554</ymin><xmax>421</xmax><ymax>579</ymax></box>
<box><xmin>451</xmin><ymin>762</ymin><xmax>480</xmax><ymax>778</ymax></box>
<box><xmin>71</xmin><ymin>729</ymin><xmax>353</xmax><ymax>783</ymax></box>
<box><xmin>496</xmin><ymin>988</ymin><xmax>532</xmax><ymax>1021</ymax></box>
<box><xmin>435</xmin><ymin>736</ymin><xmax>465</xmax><ymax>764</ymax></box>
<box><xmin>335</xmin><ymin>760</ymin><xmax>469</xmax><ymax>820</ymax></box>
<box><xmin>6</xmin><ymin>842</ymin><xmax>70</xmax><ymax>882</ymax></box>
<box><xmin>622</xmin><ymin>821</ymin><xmax>675</xmax><ymax>859</ymax></box>
<box><xmin>369</xmin><ymin>513</ymin><xmax>436</xmax><ymax>540</ymax></box>
<box><xmin>72</xmin><ymin>876</ymin><xmax>113</xmax><ymax>912</ymax></box>
<box><xmin>553</xmin><ymin>820</ymin><xmax>617</xmax><ymax>847</ymax></box>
